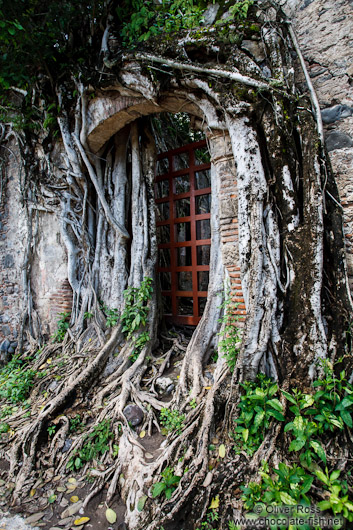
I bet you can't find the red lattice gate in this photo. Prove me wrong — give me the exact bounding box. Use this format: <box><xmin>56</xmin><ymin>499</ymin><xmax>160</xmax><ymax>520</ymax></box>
<box><xmin>155</xmin><ymin>140</ymin><xmax>211</xmax><ymax>325</ymax></box>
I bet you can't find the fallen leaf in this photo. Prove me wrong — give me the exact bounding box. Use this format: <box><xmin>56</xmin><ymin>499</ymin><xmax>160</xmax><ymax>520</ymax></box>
<box><xmin>137</xmin><ymin>495</ymin><xmax>147</xmax><ymax>512</ymax></box>
<box><xmin>56</xmin><ymin>486</ymin><xmax>66</xmax><ymax>492</ymax></box>
<box><xmin>70</xmin><ymin>495</ymin><xmax>79</xmax><ymax>503</ymax></box>
<box><xmin>66</xmin><ymin>484</ymin><xmax>77</xmax><ymax>492</ymax></box>
<box><xmin>68</xmin><ymin>477</ymin><xmax>77</xmax><ymax>484</ymax></box>
<box><xmin>139</xmin><ymin>430</ymin><xmax>146</xmax><ymax>438</ymax></box>
<box><xmin>209</xmin><ymin>495</ymin><xmax>219</xmax><ymax>510</ymax></box>
<box><xmin>61</xmin><ymin>501</ymin><xmax>83</xmax><ymax>518</ymax></box>
<box><xmin>25</xmin><ymin>512</ymin><xmax>45</xmax><ymax>524</ymax></box>
<box><xmin>74</xmin><ymin>516</ymin><xmax>90</xmax><ymax>525</ymax></box>
<box><xmin>218</xmin><ymin>444</ymin><xmax>226</xmax><ymax>458</ymax></box>
<box><xmin>145</xmin><ymin>452</ymin><xmax>153</xmax><ymax>459</ymax></box>
<box><xmin>105</xmin><ymin>508</ymin><xmax>117</xmax><ymax>524</ymax></box>
<box><xmin>47</xmin><ymin>358</ymin><xmax>52</xmax><ymax>364</ymax></box>
<box><xmin>48</xmin><ymin>494</ymin><xmax>57</xmax><ymax>504</ymax></box>
<box><xmin>29</xmin><ymin>488</ymin><xmax>36</xmax><ymax>497</ymax></box>
<box><xmin>204</xmin><ymin>386</ymin><xmax>211</xmax><ymax>390</ymax></box>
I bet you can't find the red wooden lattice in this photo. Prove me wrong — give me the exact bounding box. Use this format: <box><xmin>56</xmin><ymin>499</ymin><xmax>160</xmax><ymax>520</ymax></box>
<box><xmin>155</xmin><ymin>140</ymin><xmax>211</xmax><ymax>325</ymax></box>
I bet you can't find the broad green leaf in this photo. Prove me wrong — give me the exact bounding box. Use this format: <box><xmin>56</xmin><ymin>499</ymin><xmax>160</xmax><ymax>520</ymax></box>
<box><xmin>254</xmin><ymin>410</ymin><xmax>265</xmax><ymax>429</ymax></box>
<box><xmin>293</xmin><ymin>415</ymin><xmax>305</xmax><ymax>432</ymax></box>
<box><xmin>301</xmin><ymin>394</ymin><xmax>315</xmax><ymax>408</ymax></box>
<box><xmin>301</xmin><ymin>475</ymin><xmax>314</xmax><ymax>494</ymax></box>
<box><xmin>289</xmin><ymin>439</ymin><xmax>306</xmax><ymax>452</ymax></box>
<box><xmin>105</xmin><ymin>508</ymin><xmax>117</xmax><ymax>523</ymax></box>
<box><xmin>152</xmin><ymin>482</ymin><xmax>165</xmax><ymax>498</ymax></box>
<box><xmin>330</xmin><ymin>470</ymin><xmax>341</xmax><ymax>482</ymax></box>
<box><xmin>242</xmin><ymin>428</ymin><xmax>249</xmax><ymax>442</ymax></box>
<box><xmin>317</xmin><ymin>500</ymin><xmax>331</xmax><ymax>511</ymax></box>
<box><xmin>137</xmin><ymin>495</ymin><xmax>147</xmax><ymax>512</ymax></box>
<box><xmin>268</xmin><ymin>410</ymin><xmax>285</xmax><ymax>422</ymax></box>
<box><xmin>281</xmin><ymin>390</ymin><xmax>297</xmax><ymax>405</ymax></box>
<box><xmin>341</xmin><ymin>410</ymin><xmax>353</xmax><ymax>428</ymax></box>
<box><xmin>315</xmin><ymin>469</ymin><xmax>329</xmax><ymax>486</ymax></box>
<box><xmin>279</xmin><ymin>491</ymin><xmax>297</xmax><ymax>505</ymax></box>
<box><xmin>266</xmin><ymin>399</ymin><xmax>283</xmax><ymax>412</ymax></box>
<box><xmin>165</xmin><ymin>488</ymin><xmax>173</xmax><ymax>499</ymax></box>
<box><xmin>310</xmin><ymin>441</ymin><xmax>326</xmax><ymax>463</ymax></box>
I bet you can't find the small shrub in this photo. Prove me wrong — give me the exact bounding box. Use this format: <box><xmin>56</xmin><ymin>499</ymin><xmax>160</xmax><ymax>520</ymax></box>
<box><xmin>232</xmin><ymin>374</ymin><xmax>284</xmax><ymax>456</ymax></box>
<box><xmin>67</xmin><ymin>419</ymin><xmax>114</xmax><ymax>471</ymax></box>
<box><xmin>52</xmin><ymin>311</ymin><xmax>70</xmax><ymax>342</ymax></box>
<box><xmin>0</xmin><ymin>356</ymin><xmax>36</xmax><ymax>403</ymax></box>
<box><xmin>160</xmin><ymin>408</ymin><xmax>185</xmax><ymax>435</ymax></box>
<box><xmin>152</xmin><ymin>467</ymin><xmax>180</xmax><ymax>500</ymax></box>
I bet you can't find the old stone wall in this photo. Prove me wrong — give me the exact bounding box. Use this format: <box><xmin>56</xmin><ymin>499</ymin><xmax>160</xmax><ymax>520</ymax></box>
<box><xmin>0</xmin><ymin>141</ymin><xmax>26</xmax><ymax>353</ymax></box>
<box><xmin>285</xmin><ymin>0</ymin><xmax>353</xmax><ymax>290</ymax></box>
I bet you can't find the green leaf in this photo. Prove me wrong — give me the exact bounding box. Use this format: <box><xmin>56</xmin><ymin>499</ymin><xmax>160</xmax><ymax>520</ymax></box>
<box><xmin>152</xmin><ymin>482</ymin><xmax>166</xmax><ymax>498</ymax></box>
<box><xmin>293</xmin><ymin>415</ymin><xmax>305</xmax><ymax>432</ymax></box>
<box><xmin>330</xmin><ymin>470</ymin><xmax>341</xmax><ymax>482</ymax></box>
<box><xmin>289</xmin><ymin>439</ymin><xmax>306</xmax><ymax>452</ymax></box>
<box><xmin>281</xmin><ymin>390</ymin><xmax>297</xmax><ymax>405</ymax></box>
<box><xmin>267</xmin><ymin>399</ymin><xmax>283</xmax><ymax>412</ymax></box>
<box><xmin>317</xmin><ymin>500</ymin><xmax>331</xmax><ymax>511</ymax></box>
<box><xmin>242</xmin><ymin>428</ymin><xmax>249</xmax><ymax>442</ymax></box>
<box><xmin>315</xmin><ymin>469</ymin><xmax>329</xmax><ymax>486</ymax></box>
<box><xmin>279</xmin><ymin>491</ymin><xmax>297</xmax><ymax>505</ymax></box>
<box><xmin>301</xmin><ymin>475</ymin><xmax>314</xmax><ymax>494</ymax></box>
<box><xmin>165</xmin><ymin>488</ymin><xmax>173</xmax><ymax>499</ymax></box>
<box><xmin>253</xmin><ymin>410</ymin><xmax>265</xmax><ymax>429</ymax></box>
<box><xmin>341</xmin><ymin>410</ymin><xmax>353</xmax><ymax>428</ymax></box>
<box><xmin>310</xmin><ymin>440</ymin><xmax>326</xmax><ymax>463</ymax></box>
<box><xmin>268</xmin><ymin>410</ymin><xmax>285</xmax><ymax>422</ymax></box>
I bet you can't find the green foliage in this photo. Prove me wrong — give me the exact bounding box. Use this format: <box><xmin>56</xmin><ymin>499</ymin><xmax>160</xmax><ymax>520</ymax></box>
<box><xmin>120</xmin><ymin>277</ymin><xmax>153</xmax><ymax>362</ymax></box>
<box><xmin>0</xmin><ymin>422</ymin><xmax>10</xmax><ymax>433</ymax></box>
<box><xmin>152</xmin><ymin>467</ymin><xmax>180</xmax><ymax>500</ymax></box>
<box><xmin>228</xmin><ymin>0</ymin><xmax>254</xmax><ymax>21</ymax></box>
<box><xmin>218</xmin><ymin>294</ymin><xmax>242</xmax><ymax>372</ymax></box>
<box><xmin>47</xmin><ymin>424</ymin><xmax>56</xmax><ymax>437</ymax></box>
<box><xmin>232</xmin><ymin>374</ymin><xmax>284</xmax><ymax>456</ymax></box>
<box><xmin>121</xmin><ymin>277</ymin><xmax>153</xmax><ymax>338</ymax></box>
<box><xmin>315</xmin><ymin>467</ymin><xmax>353</xmax><ymax>522</ymax></box>
<box><xmin>84</xmin><ymin>311</ymin><xmax>93</xmax><ymax>320</ymax></box>
<box><xmin>0</xmin><ymin>355</ymin><xmax>36</xmax><ymax>403</ymax></box>
<box><xmin>67</xmin><ymin>419</ymin><xmax>113</xmax><ymax>471</ymax></box>
<box><xmin>69</xmin><ymin>414</ymin><xmax>85</xmax><ymax>433</ymax></box>
<box><xmin>105</xmin><ymin>307</ymin><xmax>119</xmax><ymax>328</ymax></box>
<box><xmin>160</xmin><ymin>407</ymin><xmax>185</xmax><ymax>435</ymax></box>
<box><xmin>241</xmin><ymin>461</ymin><xmax>313</xmax><ymax>510</ymax></box>
<box><xmin>118</xmin><ymin>0</ymin><xmax>205</xmax><ymax>46</ymax></box>
<box><xmin>52</xmin><ymin>312</ymin><xmax>70</xmax><ymax>343</ymax></box>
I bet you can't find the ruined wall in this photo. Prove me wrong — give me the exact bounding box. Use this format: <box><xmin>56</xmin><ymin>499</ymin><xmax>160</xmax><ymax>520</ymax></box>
<box><xmin>285</xmin><ymin>0</ymin><xmax>353</xmax><ymax>290</ymax></box>
<box><xmin>0</xmin><ymin>142</ymin><xmax>25</xmax><ymax>352</ymax></box>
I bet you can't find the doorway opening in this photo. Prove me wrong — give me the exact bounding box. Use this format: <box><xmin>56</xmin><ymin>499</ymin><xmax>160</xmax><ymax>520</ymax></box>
<box><xmin>155</xmin><ymin>139</ymin><xmax>211</xmax><ymax>325</ymax></box>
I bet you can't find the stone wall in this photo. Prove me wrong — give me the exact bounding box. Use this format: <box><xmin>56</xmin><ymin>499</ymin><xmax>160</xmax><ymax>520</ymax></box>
<box><xmin>285</xmin><ymin>0</ymin><xmax>353</xmax><ymax>290</ymax></box>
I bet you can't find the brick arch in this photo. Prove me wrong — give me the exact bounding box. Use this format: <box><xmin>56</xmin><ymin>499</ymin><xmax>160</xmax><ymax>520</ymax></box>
<box><xmin>86</xmin><ymin>93</ymin><xmax>203</xmax><ymax>153</ymax></box>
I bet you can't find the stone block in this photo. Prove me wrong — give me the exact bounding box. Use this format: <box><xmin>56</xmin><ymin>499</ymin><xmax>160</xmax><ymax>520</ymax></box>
<box><xmin>326</xmin><ymin>131</ymin><xmax>353</xmax><ymax>151</ymax></box>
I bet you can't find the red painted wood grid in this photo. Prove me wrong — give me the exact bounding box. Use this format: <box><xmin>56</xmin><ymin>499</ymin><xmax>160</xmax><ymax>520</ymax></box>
<box><xmin>155</xmin><ymin>140</ymin><xmax>211</xmax><ymax>326</ymax></box>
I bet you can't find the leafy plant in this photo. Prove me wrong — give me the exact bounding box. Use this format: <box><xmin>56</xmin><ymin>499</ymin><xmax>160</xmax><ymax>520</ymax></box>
<box><xmin>69</xmin><ymin>414</ymin><xmax>84</xmax><ymax>433</ymax></box>
<box><xmin>47</xmin><ymin>424</ymin><xmax>56</xmax><ymax>437</ymax></box>
<box><xmin>105</xmin><ymin>307</ymin><xmax>119</xmax><ymax>328</ymax></box>
<box><xmin>0</xmin><ymin>355</ymin><xmax>36</xmax><ymax>403</ymax></box>
<box><xmin>120</xmin><ymin>277</ymin><xmax>153</xmax><ymax>338</ymax></box>
<box><xmin>0</xmin><ymin>422</ymin><xmax>10</xmax><ymax>434</ymax></box>
<box><xmin>315</xmin><ymin>467</ymin><xmax>353</xmax><ymax>522</ymax></box>
<box><xmin>129</xmin><ymin>331</ymin><xmax>150</xmax><ymax>362</ymax></box>
<box><xmin>160</xmin><ymin>408</ymin><xmax>185</xmax><ymax>435</ymax></box>
<box><xmin>52</xmin><ymin>312</ymin><xmax>70</xmax><ymax>343</ymax></box>
<box><xmin>152</xmin><ymin>467</ymin><xmax>181</xmax><ymax>500</ymax></box>
<box><xmin>218</xmin><ymin>293</ymin><xmax>242</xmax><ymax>372</ymax></box>
<box><xmin>241</xmin><ymin>461</ymin><xmax>313</xmax><ymax>510</ymax></box>
<box><xmin>282</xmin><ymin>389</ymin><xmax>326</xmax><ymax>467</ymax></box>
<box><xmin>232</xmin><ymin>374</ymin><xmax>284</xmax><ymax>456</ymax></box>
<box><xmin>67</xmin><ymin>419</ymin><xmax>114</xmax><ymax>471</ymax></box>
